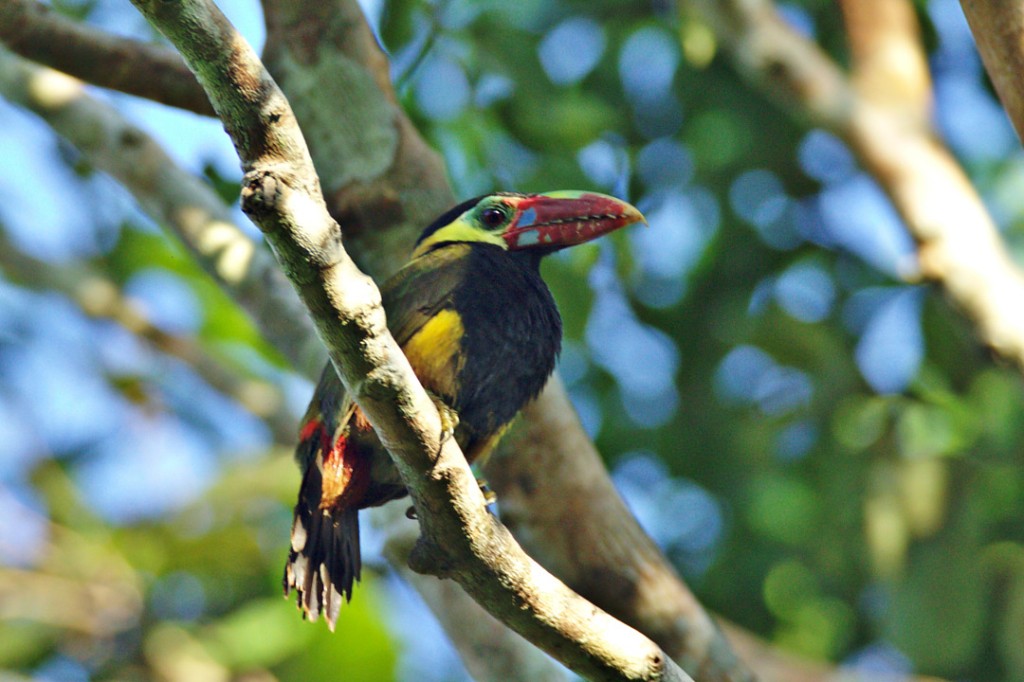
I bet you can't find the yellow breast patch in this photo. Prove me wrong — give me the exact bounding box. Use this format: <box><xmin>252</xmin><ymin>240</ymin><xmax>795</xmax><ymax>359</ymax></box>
<box><xmin>402</xmin><ymin>309</ymin><xmax>465</xmax><ymax>397</ymax></box>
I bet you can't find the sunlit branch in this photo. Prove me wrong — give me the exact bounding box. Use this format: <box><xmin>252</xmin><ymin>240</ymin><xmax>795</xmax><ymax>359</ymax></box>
<box><xmin>0</xmin><ymin>0</ymin><xmax>213</xmax><ymax>115</ymax></box>
<box><xmin>839</xmin><ymin>0</ymin><xmax>931</xmax><ymax>117</ymax></box>
<box><xmin>0</xmin><ymin>48</ymin><xmax>323</xmax><ymax>377</ymax></box>
<box><xmin>126</xmin><ymin>0</ymin><xmax>692</xmax><ymax>679</ymax></box>
<box><xmin>690</xmin><ymin>0</ymin><xmax>1024</xmax><ymax>375</ymax></box>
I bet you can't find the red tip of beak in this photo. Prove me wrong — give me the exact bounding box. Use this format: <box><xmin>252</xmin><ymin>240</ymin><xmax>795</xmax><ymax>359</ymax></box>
<box><xmin>504</xmin><ymin>192</ymin><xmax>645</xmax><ymax>251</ymax></box>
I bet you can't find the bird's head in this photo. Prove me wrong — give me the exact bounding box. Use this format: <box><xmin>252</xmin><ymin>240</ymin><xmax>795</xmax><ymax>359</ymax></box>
<box><xmin>412</xmin><ymin>191</ymin><xmax>645</xmax><ymax>259</ymax></box>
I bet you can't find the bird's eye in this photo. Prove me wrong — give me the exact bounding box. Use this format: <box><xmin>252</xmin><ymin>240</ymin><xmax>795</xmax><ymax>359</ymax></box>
<box><xmin>480</xmin><ymin>207</ymin><xmax>507</xmax><ymax>229</ymax></box>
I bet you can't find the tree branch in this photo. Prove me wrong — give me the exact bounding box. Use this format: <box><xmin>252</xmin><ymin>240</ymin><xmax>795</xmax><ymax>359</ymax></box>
<box><xmin>0</xmin><ymin>48</ymin><xmax>323</xmax><ymax>377</ymax></box>
<box><xmin>0</xmin><ymin>0</ymin><xmax>213</xmax><ymax>115</ymax></box>
<box><xmin>959</xmin><ymin>2</ymin><xmax>1024</xmax><ymax>145</ymax></box>
<box><xmin>690</xmin><ymin>0</ymin><xmax>1024</xmax><ymax>373</ymax></box>
<box><xmin>839</xmin><ymin>0</ymin><xmax>931</xmax><ymax>117</ymax></box>
<box><xmin>125</xmin><ymin>0</ymin><xmax>692</xmax><ymax>679</ymax></box>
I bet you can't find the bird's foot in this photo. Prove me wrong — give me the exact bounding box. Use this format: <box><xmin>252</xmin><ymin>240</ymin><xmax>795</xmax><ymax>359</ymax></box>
<box><xmin>427</xmin><ymin>391</ymin><xmax>459</xmax><ymax>446</ymax></box>
<box><xmin>477</xmin><ymin>478</ymin><xmax>498</xmax><ymax>506</ymax></box>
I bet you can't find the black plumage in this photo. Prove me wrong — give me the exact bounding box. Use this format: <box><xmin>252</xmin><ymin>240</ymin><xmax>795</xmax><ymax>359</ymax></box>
<box><xmin>283</xmin><ymin>191</ymin><xmax>643</xmax><ymax>628</ymax></box>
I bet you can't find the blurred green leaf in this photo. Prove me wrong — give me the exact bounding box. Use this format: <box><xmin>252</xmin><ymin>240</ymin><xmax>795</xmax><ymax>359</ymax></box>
<box><xmin>508</xmin><ymin>93</ymin><xmax>622</xmax><ymax>151</ymax></box>
<box><xmin>832</xmin><ymin>395</ymin><xmax>889</xmax><ymax>451</ymax></box>
<box><xmin>775</xmin><ymin>597</ymin><xmax>855</xmax><ymax>660</ymax></box>
<box><xmin>207</xmin><ymin>598</ymin><xmax>317</xmax><ymax>668</ymax></box>
<box><xmin>886</xmin><ymin>542</ymin><xmax>986</xmax><ymax>675</ymax></box>
<box><xmin>896</xmin><ymin>404</ymin><xmax>957</xmax><ymax>459</ymax></box>
<box><xmin>745</xmin><ymin>474</ymin><xmax>821</xmax><ymax>546</ymax></box>
<box><xmin>0</xmin><ymin>622</ymin><xmax>57</xmax><ymax>669</ymax></box>
<box><xmin>763</xmin><ymin>559</ymin><xmax>819</xmax><ymax>619</ymax></box>
<box><xmin>275</xmin><ymin>584</ymin><xmax>398</xmax><ymax>682</ymax></box>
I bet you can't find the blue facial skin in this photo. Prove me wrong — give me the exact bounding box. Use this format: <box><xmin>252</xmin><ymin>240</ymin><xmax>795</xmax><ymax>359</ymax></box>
<box><xmin>517</xmin><ymin>207</ymin><xmax>537</xmax><ymax>227</ymax></box>
<box><xmin>514</xmin><ymin>229</ymin><xmax>541</xmax><ymax>247</ymax></box>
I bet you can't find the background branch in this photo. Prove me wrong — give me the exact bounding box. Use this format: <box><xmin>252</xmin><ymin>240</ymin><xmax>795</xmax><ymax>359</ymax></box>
<box><xmin>0</xmin><ymin>48</ymin><xmax>323</xmax><ymax>376</ymax></box>
<box><xmin>690</xmin><ymin>0</ymin><xmax>1024</xmax><ymax>373</ymax></box>
<box><xmin>839</xmin><ymin>0</ymin><xmax>931</xmax><ymax>116</ymax></box>
<box><xmin>0</xmin><ymin>233</ymin><xmax>296</xmax><ymax>445</ymax></box>
<box><xmin>0</xmin><ymin>0</ymin><xmax>213</xmax><ymax>115</ymax></box>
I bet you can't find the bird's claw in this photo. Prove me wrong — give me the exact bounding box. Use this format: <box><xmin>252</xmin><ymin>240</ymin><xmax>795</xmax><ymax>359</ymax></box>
<box><xmin>428</xmin><ymin>392</ymin><xmax>459</xmax><ymax>446</ymax></box>
<box><xmin>477</xmin><ymin>478</ymin><xmax>498</xmax><ymax>507</ymax></box>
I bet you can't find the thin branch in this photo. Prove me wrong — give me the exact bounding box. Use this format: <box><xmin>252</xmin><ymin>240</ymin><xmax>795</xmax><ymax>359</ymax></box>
<box><xmin>690</xmin><ymin>0</ymin><xmax>1024</xmax><ymax>373</ymax></box>
<box><xmin>839</xmin><ymin>0</ymin><xmax>931</xmax><ymax>117</ymax></box>
<box><xmin>0</xmin><ymin>235</ymin><xmax>296</xmax><ymax>445</ymax></box>
<box><xmin>126</xmin><ymin>0</ymin><xmax>692</xmax><ymax>679</ymax></box>
<box><xmin>0</xmin><ymin>48</ymin><xmax>323</xmax><ymax>377</ymax></box>
<box><xmin>0</xmin><ymin>0</ymin><xmax>213</xmax><ymax>115</ymax></box>
<box><xmin>959</xmin><ymin>2</ymin><xmax>1024</xmax><ymax>145</ymax></box>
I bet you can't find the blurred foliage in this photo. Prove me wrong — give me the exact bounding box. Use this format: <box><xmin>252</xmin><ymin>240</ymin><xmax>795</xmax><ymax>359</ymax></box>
<box><xmin>4</xmin><ymin>0</ymin><xmax>1024</xmax><ymax>681</ymax></box>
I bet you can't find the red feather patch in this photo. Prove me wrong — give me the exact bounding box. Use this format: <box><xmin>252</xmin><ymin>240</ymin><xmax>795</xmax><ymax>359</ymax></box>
<box><xmin>298</xmin><ymin>417</ymin><xmax>322</xmax><ymax>443</ymax></box>
<box><xmin>318</xmin><ymin>408</ymin><xmax>372</xmax><ymax>511</ymax></box>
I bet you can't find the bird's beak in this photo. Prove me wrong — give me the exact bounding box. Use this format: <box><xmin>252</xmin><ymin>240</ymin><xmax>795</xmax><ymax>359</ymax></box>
<box><xmin>503</xmin><ymin>191</ymin><xmax>645</xmax><ymax>251</ymax></box>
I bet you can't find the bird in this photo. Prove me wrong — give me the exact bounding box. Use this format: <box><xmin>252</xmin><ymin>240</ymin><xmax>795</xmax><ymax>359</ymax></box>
<box><xmin>283</xmin><ymin>190</ymin><xmax>644</xmax><ymax>628</ymax></box>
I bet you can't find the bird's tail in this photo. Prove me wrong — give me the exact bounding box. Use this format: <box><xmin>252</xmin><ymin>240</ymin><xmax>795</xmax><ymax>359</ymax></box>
<box><xmin>283</xmin><ymin>469</ymin><xmax>361</xmax><ymax>631</ymax></box>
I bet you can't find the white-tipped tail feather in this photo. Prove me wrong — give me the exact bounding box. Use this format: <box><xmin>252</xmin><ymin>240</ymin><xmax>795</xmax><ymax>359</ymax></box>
<box><xmin>283</xmin><ymin>498</ymin><xmax>361</xmax><ymax>630</ymax></box>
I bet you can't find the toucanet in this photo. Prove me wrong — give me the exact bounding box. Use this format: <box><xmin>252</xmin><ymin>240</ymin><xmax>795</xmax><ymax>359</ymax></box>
<box><xmin>284</xmin><ymin>191</ymin><xmax>645</xmax><ymax>628</ymax></box>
